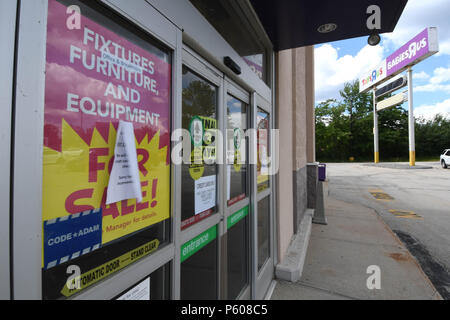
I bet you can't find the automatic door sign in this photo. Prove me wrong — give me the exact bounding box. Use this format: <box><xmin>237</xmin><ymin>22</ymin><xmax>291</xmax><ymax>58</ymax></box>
<box><xmin>61</xmin><ymin>239</ymin><xmax>159</xmax><ymax>297</ymax></box>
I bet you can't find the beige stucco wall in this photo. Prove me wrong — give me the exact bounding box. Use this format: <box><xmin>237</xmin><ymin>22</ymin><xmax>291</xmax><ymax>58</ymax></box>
<box><xmin>275</xmin><ymin>46</ymin><xmax>315</xmax><ymax>262</ymax></box>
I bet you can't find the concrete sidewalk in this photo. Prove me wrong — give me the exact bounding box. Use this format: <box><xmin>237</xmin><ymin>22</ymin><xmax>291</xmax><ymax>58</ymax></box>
<box><xmin>271</xmin><ymin>193</ymin><xmax>442</xmax><ymax>300</ymax></box>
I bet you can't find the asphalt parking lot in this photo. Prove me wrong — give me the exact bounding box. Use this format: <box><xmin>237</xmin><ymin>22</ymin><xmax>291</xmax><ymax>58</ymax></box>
<box><xmin>325</xmin><ymin>162</ymin><xmax>450</xmax><ymax>299</ymax></box>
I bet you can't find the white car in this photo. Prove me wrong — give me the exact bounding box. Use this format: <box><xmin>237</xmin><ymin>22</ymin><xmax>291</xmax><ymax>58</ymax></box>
<box><xmin>441</xmin><ymin>149</ymin><xmax>450</xmax><ymax>168</ymax></box>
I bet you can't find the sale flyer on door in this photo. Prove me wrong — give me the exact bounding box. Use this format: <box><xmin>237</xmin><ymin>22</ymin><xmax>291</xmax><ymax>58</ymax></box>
<box><xmin>42</xmin><ymin>0</ymin><xmax>171</xmax><ymax>267</ymax></box>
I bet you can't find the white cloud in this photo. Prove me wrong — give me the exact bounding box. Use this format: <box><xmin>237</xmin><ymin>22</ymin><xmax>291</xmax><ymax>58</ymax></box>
<box><xmin>314</xmin><ymin>0</ymin><xmax>450</xmax><ymax>103</ymax></box>
<box><xmin>414</xmin><ymin>67</ymin><xmax>450</xmax><ymax>93</ymax></box>
<box><xmin>416</xmin><ymin>84</ymin><xmax>450</xmax><ymax>93</ymax></box>
<box><xmin>314</xmin><ymin>44</ymin><xmax>384</xmax><ymax>102</ymax></box>
<box><xmin>415</xmin><ymin>98</ymin><xmax>450</xmax><ymax>120</ymax></box>
<box><xmin>413</xmin><ymin>71</ymin><xmax>430</xmax><ymax>80</ymax></box>
<box><xmin>382</xmin><ymin>0</ymin><xmax>450</xmax><ymax>55</ymax></box>
<box><xmin>414</xmin><ymin>83</ymin><xmax>450</xmax><ymax>94</ymax></box>
<box><xmin>429</xmin><ymin>67</ymin><xmax>450</xmax><ymax>84</ymax></box>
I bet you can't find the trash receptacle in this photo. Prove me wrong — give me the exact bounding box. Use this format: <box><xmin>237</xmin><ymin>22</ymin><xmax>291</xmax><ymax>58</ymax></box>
<box><xmin>318</xmin><ymin>163</ymin><xmax>326</xmax><ymax>181</ymax></box>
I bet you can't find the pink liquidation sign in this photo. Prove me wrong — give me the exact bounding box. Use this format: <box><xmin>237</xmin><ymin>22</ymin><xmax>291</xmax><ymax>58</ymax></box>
<box><xmin>44</xmin><ymin>0</ymin><xmax>171</xmax><ymax>154</ymax></box>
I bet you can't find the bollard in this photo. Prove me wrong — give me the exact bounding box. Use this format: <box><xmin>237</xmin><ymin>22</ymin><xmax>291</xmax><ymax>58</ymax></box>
<box><xmin>307</xmin><ymin>162</ymin><xmax>327</xmax><ymax>225</ymax></box>
<box><xmin>312</xmin><ymin>180</ymin><xmax>327</xmax><ymax>225</ymax></box>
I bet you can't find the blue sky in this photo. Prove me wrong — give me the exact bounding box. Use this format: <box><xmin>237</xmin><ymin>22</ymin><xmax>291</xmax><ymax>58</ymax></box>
<box><xmin>315</xmin><ymin>0</ymin><xmax>450</xmax><ymax>120</ymax></box>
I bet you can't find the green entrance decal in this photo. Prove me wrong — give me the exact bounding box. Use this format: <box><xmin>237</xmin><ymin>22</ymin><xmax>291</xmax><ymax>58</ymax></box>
<box><xmin>180</xmin><ymin>226</ymin><xmax>217</xmax><ymax>263</ymax></box>
<box><xmin>227</xmin><ymin>206</ymin><xmax>249</xmax><ymax>229</ymax></box>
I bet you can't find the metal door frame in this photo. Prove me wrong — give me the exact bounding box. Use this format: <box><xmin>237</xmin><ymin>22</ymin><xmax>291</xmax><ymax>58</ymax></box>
<box><xmin>179</xmin><ymin>46</ymin><xmax>225</xmax><ymax>299</ymax></box>
<box><xmin>0</xmin><ymin>0</ymin><xmax>19</xmax><ymax>301</ymax></box>
<box><xmin>222</xmin><ymin>77</ymin><xmax>252</xmax><ymax>300</ymax></box>
<box><xmin>251</xmin><ymin>93</ymin><xmax>276</xmax><ymax>300</ymax></box>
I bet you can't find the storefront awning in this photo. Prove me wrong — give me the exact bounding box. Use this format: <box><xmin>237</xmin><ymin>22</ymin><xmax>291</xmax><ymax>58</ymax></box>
<box><xmin>250</xmin><ymin>0</ymin><xmax>408</xmax><ymax>51</ymax></box>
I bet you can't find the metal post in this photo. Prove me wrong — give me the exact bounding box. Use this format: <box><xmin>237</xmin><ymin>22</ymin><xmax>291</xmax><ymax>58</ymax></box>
<box><xmin>373</xmin><ymin>88</ymin><xmax>379</xmax><ymax>163</ymax></box>
<box><xmin>407</xmin><ymin>67</ymin><xmax>415</xmax><ymax>166</ymax></box>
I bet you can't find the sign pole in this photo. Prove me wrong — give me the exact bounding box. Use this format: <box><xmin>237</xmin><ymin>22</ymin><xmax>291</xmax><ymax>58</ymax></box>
<box><xmin>373</xmin><ymin>87</ymin><xmax>379</xmax><ymax>163</ymax></box>
<box><xmin>407</xmin><ymin>67</ymin><xmax>415</xmax><ymax>166</ymax></box>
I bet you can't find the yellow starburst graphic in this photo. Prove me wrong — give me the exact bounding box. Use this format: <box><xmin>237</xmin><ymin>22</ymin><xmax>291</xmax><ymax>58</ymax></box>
<box><xmin>42</xmin><ymin>119</ymin><xmax>170</xmax><ymax>245</ymax></box>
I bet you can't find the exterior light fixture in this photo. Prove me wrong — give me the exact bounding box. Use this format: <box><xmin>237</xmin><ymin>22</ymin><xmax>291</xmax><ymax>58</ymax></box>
<box><xmin>368</xmin><ymin>33</ymin><xmax>381</xmax><ymax>46</ymax></box>
<box><xmin>317</xmin><ymin>23</ymin><xmax>337</xmax><ymax>33</ymax></box>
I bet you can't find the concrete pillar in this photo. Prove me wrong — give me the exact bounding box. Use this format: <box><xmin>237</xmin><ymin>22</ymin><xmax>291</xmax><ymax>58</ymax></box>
<box><xmin>275</xmin><ymin>47</ymin><xmax>316</xmax><ymax>281</ymax></box>
<box><xmin>292</xmin><ymin>47</ymin><xmax>308</xmax><ymax>233</ymax></box>
<box><xmin>276</xmin><ymin>46</ymin><xmax>315</xmax><ymax>262</ymax></box>
<box><xmin>305</xmin><ymin>46</ymin><xmax>316</xmax><ymax>164</ymax></box>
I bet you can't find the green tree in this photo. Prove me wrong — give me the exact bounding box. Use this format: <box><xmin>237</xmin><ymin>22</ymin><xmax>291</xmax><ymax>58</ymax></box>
<box><xmin>377</xmin><ymin>105</ymin><xmax>409</xmax><ymax>160</ymax></box>
<box><xmin>313</xmin><ymin>79</ymin><xmax>447</xmax><ymax>162</ymax></box>
<box><xmin>339</xmin><ymin>80</ymin><xmax>373</xmax><ymax>158</ymax></box>
<box><xmin>415</xmin><ymin>114</ymin><xmax>450</xmax><ymax>158</ymax></box>
<box><xmin>315</xmin><ymin>99</ymin><xmax>350</xmax><ymax>160</ymax></box>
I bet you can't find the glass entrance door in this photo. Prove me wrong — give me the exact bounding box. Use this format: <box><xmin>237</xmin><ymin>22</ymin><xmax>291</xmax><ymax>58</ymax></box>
<box><xmin>180</xmin><ymin>48</ymin><xmax>222</xmax><ymax>300</ymax></box>
<box><xmin>179</xmin><ymin>47</ymin><xmax>274</xmax><ymax>300</ymax></box>
<box><xmin>252</xmin><ymin>94</ymin><xmax>275</xmax><ymax>300</ymax></box>
<box><xmin>223</xmin><ymin>79</ymin><xmax>251</xmax><ymax>299</ymax></box>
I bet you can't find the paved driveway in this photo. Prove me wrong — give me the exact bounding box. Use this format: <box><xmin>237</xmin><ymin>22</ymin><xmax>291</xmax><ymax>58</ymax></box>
<box><xmin>325</xmin><ymin>162</ymin><xmax>450</xmax><ymax>299</ymax></box>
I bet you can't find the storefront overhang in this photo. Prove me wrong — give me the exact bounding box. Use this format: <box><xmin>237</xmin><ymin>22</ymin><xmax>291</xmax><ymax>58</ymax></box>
<box><xmin>249</xmin><ymin>0</ymin><xmax>408</xmax><ymax>51</ymax></box>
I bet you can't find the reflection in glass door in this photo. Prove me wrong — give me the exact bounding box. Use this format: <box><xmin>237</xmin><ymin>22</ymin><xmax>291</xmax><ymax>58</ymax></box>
<box><xmin>225</xmin><ymin>86</ymin><xmax>250</xmax><ymax>299</ymax></box>
<box><xmin>226</xmin><ymin>95</ymin><xmax>248</xmax><ymax>206</ymax></box>
<box><xmin>180</xmin><ymin>66</ymin><xmax>218</xmax><ymax>230</ymax></box>
<box><xmin>179</xmin><ymin>57</ymin><xmax>220</xmax><ymax>300</ymax></box>
<box><xmin>252</xmin><ymin>98</ymin><xmax>274</xmax><ymax>300</ymax></box>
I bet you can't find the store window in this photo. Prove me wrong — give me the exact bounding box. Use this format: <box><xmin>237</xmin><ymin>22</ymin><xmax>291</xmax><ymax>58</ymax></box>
<box><xmin>226</xmin><ymin>95</ymin><xmax>248</xmax><ymax>206</ymax></box>
<box><xmin>181</xmin><ymin>66</ymin><xmax>218</xmax><ymax>229</ymax></box>
<box><xmin>42</xmin><ymin>0</ymin><xmax>171</xmax><ymax>299</ymax></box>
<box><xmin>257</xmin><ymin>109</ymin><xmax>270</xmax><ymax>192</ymax></box>
<box><xmin>180</xmin><ymin>226</ymin><xmax>218</xmax><ymax>299</ymax></box>
<box><xmin>189</xmin><ymin>0</ymin><xmax>269</xmax><ymax>84</ymax></box>
<box><xmin>227</xmin><ymin>206</ymin><xmax>249</xmax><ymax>299</ymax></box>
<box><xmin>257</xmin><ymin>197</ymin><xmax>270</xmax><ymax>270</ymax></box>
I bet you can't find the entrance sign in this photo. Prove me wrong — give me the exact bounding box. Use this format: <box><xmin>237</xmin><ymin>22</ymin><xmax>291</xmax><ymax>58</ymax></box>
<box><xmin>360</xmin><ymin>27</ymin><xmax>438</xmax><ymax>93</ymax></box>
<box><xmin>180</xmin><ymin>226</ymin><xmax>217</xmax><ymax>263</ymax></box>
<box><xmin>227</xmin><ymin>206</ymin><xmax>249</xmax><ymax>229</ymax></box>
<box><xmin>43</xmin><ymin>0</ymin><xmax>171</xmax><ymax>270</ymax></box>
